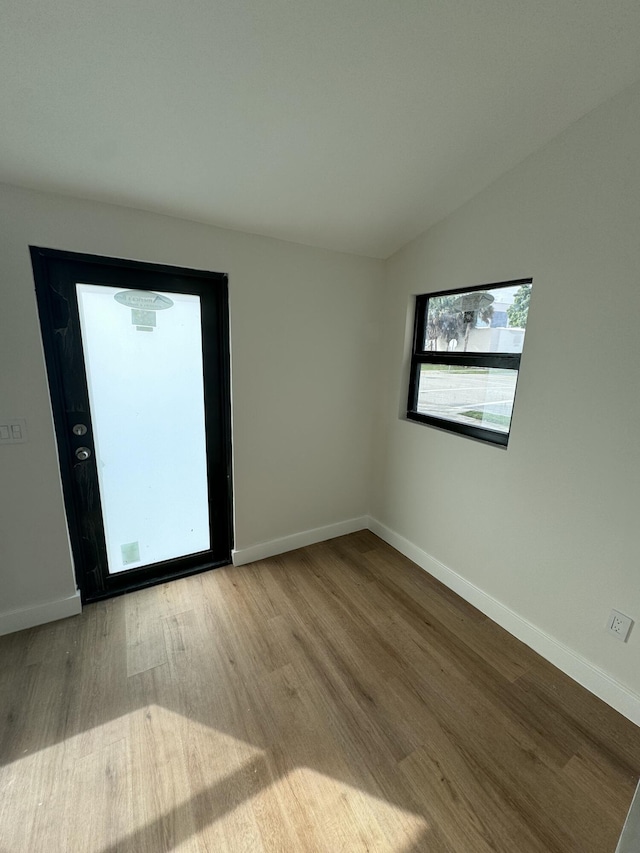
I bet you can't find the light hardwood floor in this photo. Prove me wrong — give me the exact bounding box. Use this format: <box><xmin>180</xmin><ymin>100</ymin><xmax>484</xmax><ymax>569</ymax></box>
<box><xmin>1</xmin><ymin>531</ymin><xmax>639</xmax><ymax>851</ymax></box>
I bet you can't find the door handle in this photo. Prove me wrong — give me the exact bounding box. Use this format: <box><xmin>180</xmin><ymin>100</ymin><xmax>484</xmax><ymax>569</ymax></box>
<box><xmin>75</xmin><ymin>447</ymin><xmax>91</xmax><ymax>461</ymax></box>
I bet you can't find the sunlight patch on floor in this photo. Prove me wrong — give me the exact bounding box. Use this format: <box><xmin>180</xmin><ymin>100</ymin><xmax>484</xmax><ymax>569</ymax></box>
<box><xmin>0</xmin><ymin>704</ymin><xmax>428</xmax><ymax>852</ymax></box>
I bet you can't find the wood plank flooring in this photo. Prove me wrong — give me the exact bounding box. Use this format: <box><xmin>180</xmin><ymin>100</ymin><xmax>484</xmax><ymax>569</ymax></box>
<box><xmin>1</xmin><ymin>531</ymin><xmax>639</xmax><ymax>851</ymax></box>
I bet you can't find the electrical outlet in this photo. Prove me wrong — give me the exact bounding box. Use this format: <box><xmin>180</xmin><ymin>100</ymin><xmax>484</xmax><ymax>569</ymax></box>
<box><xmin>607</xmin><ymin>609</ymin><xmax>633</xmax><ymax>642</ymax></box>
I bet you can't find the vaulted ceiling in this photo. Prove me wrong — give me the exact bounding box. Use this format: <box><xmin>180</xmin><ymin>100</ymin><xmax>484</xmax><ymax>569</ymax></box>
<box><xmin>3</xmin><ymin>1</ymin><xmax>640</xmax><ymax>258</ymax></box>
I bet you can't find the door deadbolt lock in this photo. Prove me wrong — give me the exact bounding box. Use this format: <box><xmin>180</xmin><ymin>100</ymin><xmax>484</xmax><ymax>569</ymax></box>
<box><xmin>72</xmin><ymin>424</ymin><xmax>88</xmax><ymax>436</ymax></box>
<box><xmin>75</xmin><ymin>447</ymin><xmax>91</xmax><ymax>461</ymax></box>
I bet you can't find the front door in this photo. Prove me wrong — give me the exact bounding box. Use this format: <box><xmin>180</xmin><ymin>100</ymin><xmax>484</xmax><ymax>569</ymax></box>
<box><xmin>32</xmin><ymin>248</ymin><xmax>232</xmax><ymax>603</ymax></box>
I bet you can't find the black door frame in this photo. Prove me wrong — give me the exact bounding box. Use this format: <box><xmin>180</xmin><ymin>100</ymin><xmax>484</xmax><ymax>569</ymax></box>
<box><xmin>31</xmin><ymin>247</ymin><xmax>233</xmax><ymax>603</ymax></box>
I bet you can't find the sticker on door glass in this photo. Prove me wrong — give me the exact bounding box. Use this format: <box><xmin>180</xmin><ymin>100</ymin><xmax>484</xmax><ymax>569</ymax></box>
<box><xmin>114</xmin><ymin>291</ymin><xmax>174</xmax><ymax>310</ymax></box>
<box><xmin>115</xmin><ymin>290</ymin><xmax>173</xmax><ymax>332</ymax></box>
<box><xmin>121</xmin><ymin>541</ymin><xmax>141</xmax><ymax>565</ymax></box>
<box><xmin>131</xmin><ymin>309</ymin><xmax>156</xmax><ymax>328</ymax></box>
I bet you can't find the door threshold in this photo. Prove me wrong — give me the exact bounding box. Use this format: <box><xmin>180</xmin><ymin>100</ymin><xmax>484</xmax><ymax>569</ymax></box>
<box><xmin>83</xmin><ymin>558</ymin><xmax>231</xmax><ymax>604</ymax></box>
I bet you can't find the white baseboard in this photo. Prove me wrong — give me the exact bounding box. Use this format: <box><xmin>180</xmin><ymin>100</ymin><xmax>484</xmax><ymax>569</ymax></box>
<box><xmin>232</xmin><ymin>516</ymin><xmax>369</xmax><ymax>567</ymax></box>
<box><xmin>368</xmin><ymin>517</ymin><xmax>640</xmax><ymax>727</ymax></box>
<box><xmin>0</xmin><ymin>591</ymin><xmax>82</xmax><ymax>637</ymax></box>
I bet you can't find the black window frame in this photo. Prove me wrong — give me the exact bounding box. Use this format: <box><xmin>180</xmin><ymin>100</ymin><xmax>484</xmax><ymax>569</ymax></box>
<box><xmin>406</xmin><ymin>278</ymin><xmax>532</xmax><ymax>447</ymax></box>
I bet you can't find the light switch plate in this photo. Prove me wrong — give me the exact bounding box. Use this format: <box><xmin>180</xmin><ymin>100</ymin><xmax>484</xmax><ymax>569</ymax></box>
<box><xmin>0</xmin><ymin>418</ymin><xmax>27</xmax><ymax>444</ymax></box>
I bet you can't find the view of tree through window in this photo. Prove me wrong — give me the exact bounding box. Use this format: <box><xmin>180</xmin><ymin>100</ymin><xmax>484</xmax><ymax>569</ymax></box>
<box><xmin>407</xmin><ymin>280</ymin><xmax>532</xmax><ymax>446</ymax></box>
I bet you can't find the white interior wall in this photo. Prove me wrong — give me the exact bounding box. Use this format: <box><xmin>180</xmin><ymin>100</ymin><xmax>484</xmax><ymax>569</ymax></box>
<box><xmin>372</xmin><ymin>80</ymin><xmax>640</xmax><ymax>708</ymax></box>
<box><xmin>0</xmin><ymin>184</ymin><xmax>382</xmax><ymax>627</ymax></box>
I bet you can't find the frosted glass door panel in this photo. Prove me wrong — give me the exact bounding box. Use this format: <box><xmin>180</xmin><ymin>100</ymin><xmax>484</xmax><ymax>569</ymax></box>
<box><xmin>76</xmin><ymin>284</ymin><xmax>210</xmax><ymax>574</ymax></box>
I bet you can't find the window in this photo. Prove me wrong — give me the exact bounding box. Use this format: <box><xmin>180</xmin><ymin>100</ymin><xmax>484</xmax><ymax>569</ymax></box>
<box><xmin>406</xmin><ymin>279</ymin><xmax>532</xmax><ymax>446</ymax></box>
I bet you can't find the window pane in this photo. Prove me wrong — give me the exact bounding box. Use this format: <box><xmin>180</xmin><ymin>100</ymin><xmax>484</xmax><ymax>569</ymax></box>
<box><xmin>424</xmin><ymin>283</ymin><xmax>531</xmax><ymax>353</ymax></box>
<box><xmin>415</xmin><ymin>364</ymin><xmax>518</xmax><ymax>434</ymax></box>
<box><xmin>76</xmin><ymin>283</ymin><xmax>210</xmax><ymax>574</ymax></box>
